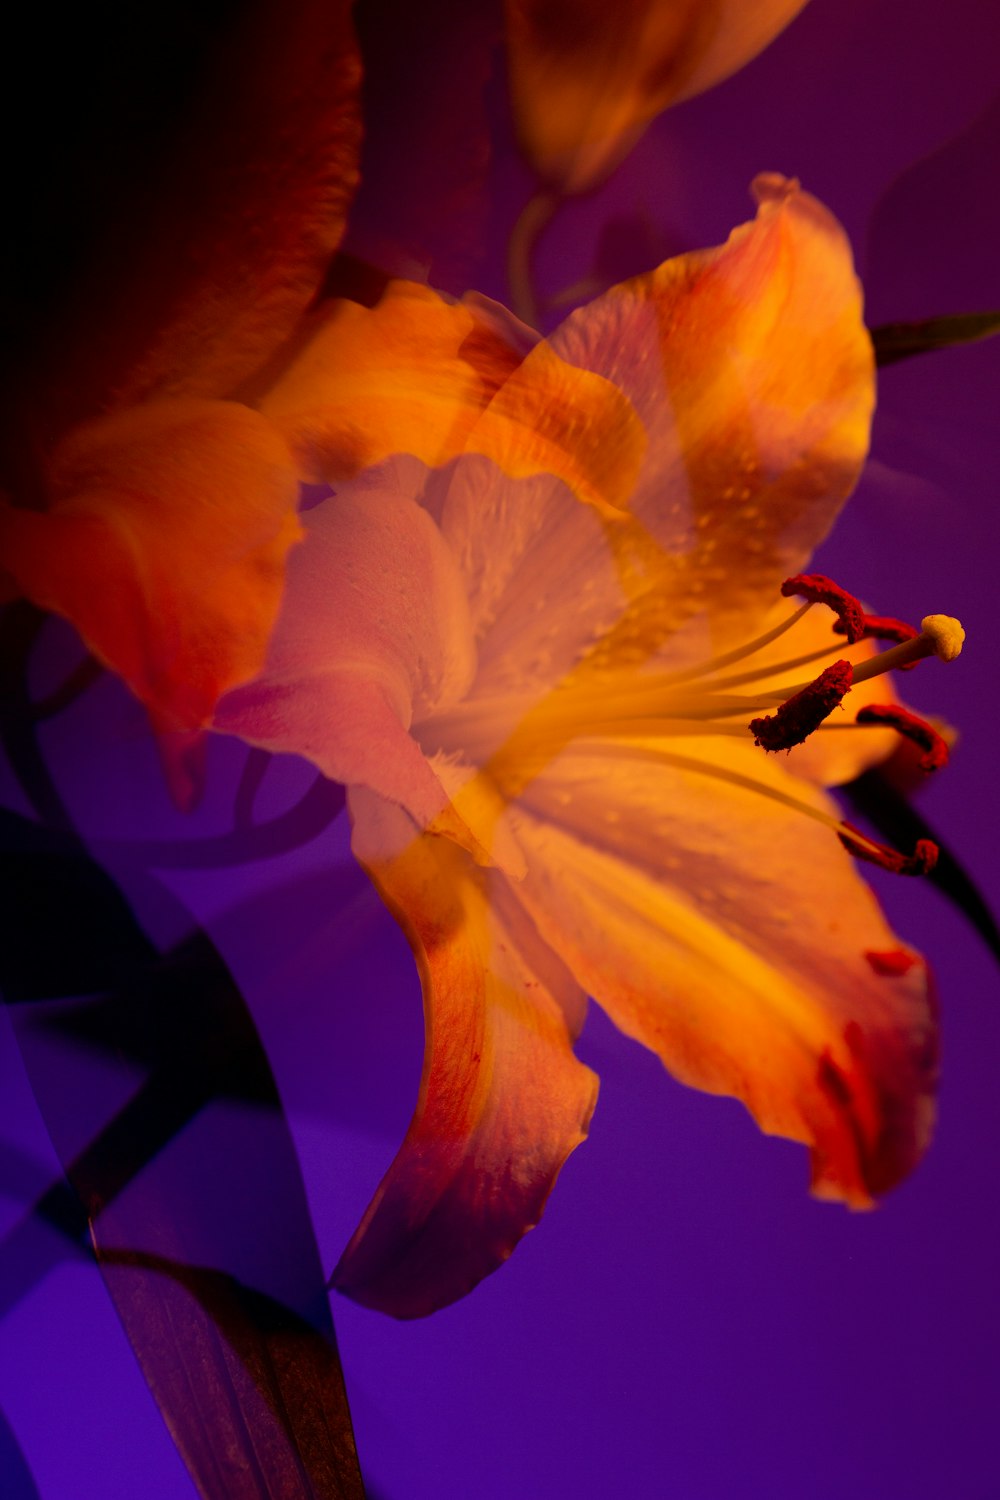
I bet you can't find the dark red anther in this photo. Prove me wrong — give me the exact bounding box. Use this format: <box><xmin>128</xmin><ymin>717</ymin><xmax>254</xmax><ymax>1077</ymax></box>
<box><xmin>833</xmin><ymin>613</ymin><xmax>921</xmax><ymax>668</ymax></box>
<box><xmin>782</xmin><ymin>574</ymin><xmax>866</xmax><ymax>644</ymax></box>
<box><xmin>854</xmin><ymin>704</ymin><xmax>949</xmax><ymax>772</ymax></box>
<box><xmin>749</xmin><ymin>659</ymin><xmax>853</xmax><ymax>753</ymax></box>
<box><xmin>864</xmin><ymin>949</ymin><xmax>919</xmax><ymax>977</ymax></box>
<box><xmin>838</xmin><ymin>823</ymin><xmax>939</xmax><ymax>877</ymax></box>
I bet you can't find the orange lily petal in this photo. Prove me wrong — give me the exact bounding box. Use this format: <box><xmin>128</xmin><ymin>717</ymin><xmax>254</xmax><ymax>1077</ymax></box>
<box><xmin>213</xmin><ymin>474</ymin><xmax>525</xmax><ymax>871</ymax></box>
<box><xmin>422</xmin><ymin>180</ymin><xmax>875</xmax><ymax>769</ymax></box>
<box><xmin>509</xmin><ymin>737</ymin><xmax>937</xmax><ymax>1206</ymax></box>
<box><xmin>547</xmin><ymin>176</ymin><xmax>875</xmax><ymax>645</ymax></box>
<box><xmin>261</xmin><ymin>280</ymin><xmax>645</xmax><ymax>512</ymax></box>
<box><xmin>259</xmin><ymin>283</ymin><xmax>521</xmax><ymax>480</ymax></box>
<box><xmin>506</xmin><ymin>0</ymin><xmax>809</xmax><ymax>191</ymax></box>
<box><xmin>333</xmin><ymin>789</ymin><xmax>597</xmax><ymax>1318</ymax></box>
<box><xmin>0</xmin><ymin>400</ymin><xmax>301</xmax><ymax>728</ymax></box>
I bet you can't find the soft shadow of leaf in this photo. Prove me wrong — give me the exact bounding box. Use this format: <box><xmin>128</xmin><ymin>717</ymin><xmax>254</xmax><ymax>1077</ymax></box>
<box><xmin>866</xmin><ymin>94</ymin><xmax>1000</xmax><ymax>319</ymax></box>
<box><xmin>0</xmin><ymin>803</ymin><xmax>366</xmax><ymax>1499</ymax></box>
<box><xmin>0</xmin><ymin>1404</ymin><xmax>42</xmax><ymax>1499</ymax></box>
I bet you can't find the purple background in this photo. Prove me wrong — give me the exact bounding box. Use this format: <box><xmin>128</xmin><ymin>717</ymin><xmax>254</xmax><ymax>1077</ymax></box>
<box><xmin>2</xmin><ymin>0</ymin><xmax>999</xmax><ymax>1495</ymax></box>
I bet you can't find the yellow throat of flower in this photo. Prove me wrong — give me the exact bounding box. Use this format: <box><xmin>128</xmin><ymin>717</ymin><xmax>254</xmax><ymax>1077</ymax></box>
<box><xmin>419</xmin><ymin>573</ymin><xmax>964</xmax><ymax>878</ymax></box>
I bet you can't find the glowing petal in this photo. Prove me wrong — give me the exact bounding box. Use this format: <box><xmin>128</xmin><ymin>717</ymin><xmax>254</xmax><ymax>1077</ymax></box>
<box><xmin>435</xmin><ymin>181</ymin><xmax>873</xmax><ymax>712</ymax></box>
<box><xmin>439</xmin><ymin>459</ymin><xmax>627</xmax><ymax>694</ymax></box>
<box><xmin>262</xmin><ymin>281</ymin><xmax>645</xmax><ymax>511</ymax></box>
<box><xmin>260</xmin><ymin>283</ymin><xmax>517</xmax><ymax>479</ymax></box>
<box><xmin>0</xmin><ymin>400</ymin><xmax>301</xmax><ymax>728</ymax></box>
<box><xmin>547</xmin><ymin>176</ymin><xmax>875</xmax><ymax>648</ymax></box>
<box><xmin>509</xmin><ymin>738</ymin><xmax>937</xmax><ymax>1206</ymax></box>
<box><xmin>333</xmin><ymin>790</ymin><xmax>597</xmax><ymax>1318</ymax></box>
<box><xmin>506</xmin><ymin>0</ymin><xmax>809</xmax><ymax>190</ymax></box>
<box><xmin>464</xmin><ymin>333</ymin><xmax>646</xmax><ymax>517</ymax></box>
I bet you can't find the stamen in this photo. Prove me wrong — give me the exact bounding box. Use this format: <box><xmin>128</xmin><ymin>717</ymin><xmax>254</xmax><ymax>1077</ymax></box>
<box><xmin>708</xmin><ymin>642</ymin><xmax>841</xmax><ymax>692</ymax></box>
<box><xmin>569</xmin><ymin>744</ymin><xmax>941</xmax><ymax>879</ymax></box>
<box><xmin>854</xmin><ymin>704</ymin><xmax>950</xmax><ymax>773</ymax></box>
<box><xmin>782</xmin><ymin>574</ymin><xmax>866</xmax><ymax>644</ymax></box>
<box><xmin>864</xmin><ymin>949</ymin><xmax>919</xmax><ymax>977</ymax></box>
<box><xmin>579</xmin><ymin>744</ymin><xmax>856</xmax><ymax>836</ymax></box>
<box><xmin>749</xmin><ymin>660</ymin><xmax>853</xmax><ymax>753</ymax></box>
<box><xmin>834</xmin><ymin>613</ymin><xmax>920</xmax><ymax>667</ymax></box>
<box><xmin>657</xmin><ymin>601</ymin><xmax>813</xmax><ymax>687</ymax></box>
<box><xmin>838</xmin><ymin>823</ymin><xmax>939</xmax><ymax>877</ymax></box>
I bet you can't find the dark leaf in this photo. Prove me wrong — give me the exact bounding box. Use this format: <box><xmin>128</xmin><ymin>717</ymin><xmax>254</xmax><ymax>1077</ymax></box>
<box><xmin>28</xmin><ymin>654</ymin><xmax>103</xmax><ymax>723</ymax></box>
<box><xmin>98</xmin><ymin>773</ymin><xmax>345</xmax><ymax>871</ymax></box>
<box><xmin>99</xmin><ymin>1252</ymin><xmax>363</xmax><ymax>1500</ymax></box>
<box><xmin>234</xmin><ymin>749</ymin><xmax>275</xmax><ymax>829</ymax></box>
<box><xmin>0</xmin><ymin>604</ymin><xmax>74</xmax><ymax>831</ymax></box>
<box><xmin>0</xmin><ymin>594</ymin><xmax>367</xmax><ymax>1500</ymax></box>
<box><xmin>871</xmin><ymin>311</ymin><xmax>1000</xmax><ymax>366</ymax></box>
<box><xmin>842</xmin><ymin>769</ymin><xmax>1000</xmax><ymax>965</ymax></box>
<box><xmin>0</xmin><ymin>806</ymin><xmax>365</xmax><ymax>1497</ymax></box>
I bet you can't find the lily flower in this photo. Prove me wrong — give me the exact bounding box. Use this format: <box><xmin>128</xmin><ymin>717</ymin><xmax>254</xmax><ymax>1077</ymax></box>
<box><xmin>506</xmin><ymin>0</ymin><xmax>811</xmax><ymax>192</ymax></box>
<box><xmin>215</xmin><ymin>177</ymin><xmax>962</xmax><ymax>1319</ymax></box>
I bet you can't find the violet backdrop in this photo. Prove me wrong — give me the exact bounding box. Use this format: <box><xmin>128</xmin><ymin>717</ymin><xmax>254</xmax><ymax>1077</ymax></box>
<box><xmin>1</xmin><ymin>0</ymin><xmax>998</xmax><ymax>1495</ymax></box>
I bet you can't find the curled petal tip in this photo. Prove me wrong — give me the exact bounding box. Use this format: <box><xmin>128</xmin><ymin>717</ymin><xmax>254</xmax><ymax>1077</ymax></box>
<box><xmin>751</xmin><ymin>172</ymin><xmax>802</xmax><ymax>206</ymax></box>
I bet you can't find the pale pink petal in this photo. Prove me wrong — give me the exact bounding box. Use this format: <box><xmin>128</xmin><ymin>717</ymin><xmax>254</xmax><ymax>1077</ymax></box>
<box><xmin>214</xmin><ymin>469</ymin><xmax>477</xmax><ymax>837</ymax></box>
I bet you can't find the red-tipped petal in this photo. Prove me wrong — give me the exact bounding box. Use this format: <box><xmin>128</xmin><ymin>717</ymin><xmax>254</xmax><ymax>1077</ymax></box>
<box><xmin>333</xmin><ymin>791</ymin><xmax>597</xmax><ymax>1318</ymax></box>
<box><xmin>865</xmin><ymin>950</ymin><xmax>920</xmax><ymax>978</ymax></box>
<box><xmin>509</xmin><ymin>737</ymin><xmax>938</xmax><ymax>1209</ymax></box>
